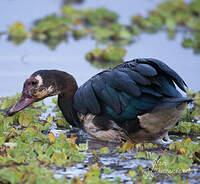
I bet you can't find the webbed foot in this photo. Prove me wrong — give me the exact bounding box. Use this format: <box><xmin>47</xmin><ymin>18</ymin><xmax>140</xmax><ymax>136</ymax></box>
<box><xmin>162</xmin><ymin>132</ymin><xmax>173</xmax><ymax>144</ymax></box>
<box><xmin>153</xmin><ymin>133</ymin><xmax>173</xmax><ymax>146</ymax></box>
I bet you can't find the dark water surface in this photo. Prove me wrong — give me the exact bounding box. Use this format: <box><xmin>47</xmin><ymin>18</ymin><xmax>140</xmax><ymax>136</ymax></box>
<box><xmin>0</xmin><ymin>0</ymin><xmax>199</xmax><ymax>97</ymax></box>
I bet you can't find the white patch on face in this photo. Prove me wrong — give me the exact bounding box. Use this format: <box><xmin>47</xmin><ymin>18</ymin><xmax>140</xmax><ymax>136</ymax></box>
<box><xmin>47</xmin><ymin>85</ymin><xmax>54</xmax><ymax>93</ymax></box>
<box><xmin>34</xmin><ymin>85</ymin><xmax>56</xmax><ymax>98</ymax></box>
<box><xmin>35</xmin><ymin>75</ymin><xmax>43</xmax><ymax>87</ymax></box>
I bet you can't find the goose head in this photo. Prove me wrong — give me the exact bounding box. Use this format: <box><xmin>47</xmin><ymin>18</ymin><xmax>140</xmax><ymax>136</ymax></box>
<box><xmin>8</xmin><ymin>70</ymin><xmax>77</xmax><ymax>116</ymax></box>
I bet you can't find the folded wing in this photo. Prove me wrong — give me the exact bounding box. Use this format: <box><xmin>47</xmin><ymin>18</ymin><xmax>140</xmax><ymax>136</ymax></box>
<box><xmin>73</xmin><ymin>58</ymin><xmax>187</xmax><ymax>122</ymax></box>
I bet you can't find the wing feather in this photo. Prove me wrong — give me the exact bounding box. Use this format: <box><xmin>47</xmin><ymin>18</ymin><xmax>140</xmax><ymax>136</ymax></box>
<box><xmin>103</xmin><ymin>70</ymin><xmax>141</xmax><ymax>97</ymax></box>
<box><xmin>140</xmin><ymin>58</ymin><xmax>187</xmax><ymax>91</ymax></box>
<box><xmin>92</xmin><ymin>75</ymin><xmax>121</xmax><ymax>114</ymax></box>
<box><xmin>82</xmin><ymin>80</ymin><xmax>101</xmax><ymax>114</ymax></box>
<box><xmin>135</xmin><ymin>63</ymin><xmax>157</xmax><ymax>77</ymax></box>
<box><xmin>73</xmin><ymin>58</ymin><xmax>187</xmax><ymax>123</ymax></box>
<box><xmin>118</xmin><ymin>68</ymin><xmax>151</xmax><ymax>85</ymax></box>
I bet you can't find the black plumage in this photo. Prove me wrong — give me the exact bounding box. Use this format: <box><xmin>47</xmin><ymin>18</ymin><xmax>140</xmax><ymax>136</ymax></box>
<box><xmin>73</xmin><ymin>58</ymin><xmax>189</xmax><ymax>123</ymax></box>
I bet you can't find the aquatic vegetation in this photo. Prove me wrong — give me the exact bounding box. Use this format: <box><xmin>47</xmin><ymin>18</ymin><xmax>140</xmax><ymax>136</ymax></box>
<box><xmin>1</xmin><ymin>90</ymin><xmax>200</xmax><ymax>183</ymax></box>
<box><xmin>131</xmin><ymin>0</ymin><xmax>200</xmax><ymax>54</ymax></box>
<box><xmin>135</xmin><ymin>143</ymin><xmax>158</xmax><ymax>150</ymax></box>
<box><xmin>83</xmin><ymin>7</ymin><xmax>118</xmax><ymax>26</ymax></box>
<box><xmin>92</xmin><ymin>23</ymin><xmax>133</xmax><ymax>45</ymax></box>
<box><xmin>6</xmin><ymin>0</ymin><xmax>200</xmax><ymax>54</ymax></box>
<box><xmin>85</xmin><ymin>46</ymin><xmax>126</xmax><ymax>68</ymax></box>
<box><xmin>117</xmin><ymin>141</ymin><xmax>134</xmax><ymax>153</ymax></box>
<box><xmin>135</xmin><ymin>151</ymin><xmax>159</xmax><ymax>160</ymax></box>
<box><xmin>72</xmin><ymin>28</ymin><xmax>90</xmax><ymax>40</ymax></box>
<box><xmin>193</xmin><ymin>91</ymin><xmax>200</xmax><ymax>119</ymax></box>
<box><xmin>182</xmin><ymin>32</ymin><xmax>200</xmax><ymax>54</ymax></box>
<box><xmin>168</xmin><ymin>138</ymin><xmax>200</xmax><ymax>168</ymax></box>
<box><xmin>31</xmin><ymin>15</ymin><xmax>70</xmax><ymax>49</ymax></box>
<box><xmin>31</xmin><ymin>15</ymin><xmax>69</xmax><ymax>40</ymax></box>
<box><xmin>8</xmin><ymin>22</ymin><xmax>28</xmax><ymax>44</ymax></box>
<box><xmin>6</xmin><ymin>6</ymin><xmax>130</xmax><ymax>51</ymax></box>
<box><xmin>0</xmin><ymin>162</ymin><xmax>68</xmax><ymax>184</ymax></box>
<box><xmin>0</xmin><ymin>94</ymin><xmax>86</xmax><ymax>183</ymax></box>
<box><xmin>152</xmin><ymin>154</ymin><xmax>192</xmax><ymax>174</ymax></box>
<box><xmin>184</xmin><ymin>90</ymin><xmax>200</xmax><ymax>120</ymax></box>
<box><xmin>2</xmin><ymin>1</ymin><xmax>200</xmax><ymax>181</ymax></box>
<box><xmin>170</xmin><ymin>121</ymin><xmax>200</xmax><ymax>135</ymax></box>
<box><xmin>27</xmin><ymin>6</ymin><xmax>122</xmax><ymax>50</ymax></box>
<box><xmin>62</xmin><ymin>6</ymin><xmax>83</xmax><ymax>25</ymax></box>
<box><xmin>9</xmin><ymin>22</ymin><xmax>28</xmax><ymax>38</ymax></box>
<box><xmin>62</xmin><ymin>6</ymin><xmax>118</xmax><ymax>26</ymax></box>
<box><xmin>127</xmin><ymin>165</ymin><xmax>155</xmax><ymax>184</ymax></box>
<box><xmin>99</xmin><ymin>147</ymin><xmax>110</xmax><ymax>154</ymax></box>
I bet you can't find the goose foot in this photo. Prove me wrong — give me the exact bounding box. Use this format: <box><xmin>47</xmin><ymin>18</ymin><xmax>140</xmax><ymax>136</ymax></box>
<box><xmin>153</xmin><ymin>133</ymin><xmax>173</xmax><ymax>146</ymax></box>
<box><xmin>153</xmin><ymin>139</ymin><xmax>170</xmax><ymax>146</ymax></box>
<box><xmin>162</xmin><ymin>132</ymin><xmax>173</xmax><ymax>144</ymax></box>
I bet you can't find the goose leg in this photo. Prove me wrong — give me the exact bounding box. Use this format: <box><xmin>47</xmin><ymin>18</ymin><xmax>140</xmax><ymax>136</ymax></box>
<box><xmin>162</xmin><ymin>132</ymin><xmax>173</xmax><ymax>144</ymax></box>
<box><xmin>153</xmin><ymin>132</ymin><xmax>173</xmax><ymax>145</ymax></box>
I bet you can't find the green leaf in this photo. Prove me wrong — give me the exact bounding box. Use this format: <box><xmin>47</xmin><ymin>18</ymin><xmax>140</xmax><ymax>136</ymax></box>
<box><xmin>100</xmin><ymin>147</ymin><xmax>109</xmax><ymax>154</ymax></box>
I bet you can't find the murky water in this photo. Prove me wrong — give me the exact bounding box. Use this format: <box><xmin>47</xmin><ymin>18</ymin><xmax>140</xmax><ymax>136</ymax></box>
<box><xmin>50</xmin><ymin>125</ymin><xmax>200</xmax><ymax>183</ymax></box>
<box><xmin>0</xmin><ymin>0</ymin><xmax>200</xmax><ymax>183</ymax></box>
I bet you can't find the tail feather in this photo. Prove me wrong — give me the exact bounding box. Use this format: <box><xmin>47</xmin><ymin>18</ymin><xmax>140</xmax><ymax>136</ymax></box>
<box><xmin>153</xmin><ymin>97</ymin><xmax>193</xmax><ymax>111</ymax></box>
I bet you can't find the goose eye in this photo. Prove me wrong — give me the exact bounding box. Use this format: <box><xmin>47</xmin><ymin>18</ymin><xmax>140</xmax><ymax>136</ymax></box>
<box><xmin>32</xmin><ymin>81</ymin><xmax>37</xmax><ymax>86</ymax></box>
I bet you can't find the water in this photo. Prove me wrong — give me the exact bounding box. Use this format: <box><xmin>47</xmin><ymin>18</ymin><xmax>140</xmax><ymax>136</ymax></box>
<box><xmin>0</xmin><ymin>0</ymin><xmax>200</xmax><ymax>183</ymax></box>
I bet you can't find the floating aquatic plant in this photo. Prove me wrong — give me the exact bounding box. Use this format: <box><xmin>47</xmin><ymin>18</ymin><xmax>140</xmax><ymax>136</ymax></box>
<box><xmin>85</xmin><ymin>46</ymin><xmax>126</xmax><ymax>68</ymax></box>
<box><xmin>131</xmin><ymin>0</ymin><xmax>200</xmax><ymax>54</ymax></box>
<box><xmin>8</xmin><ymin>22</ymin><xmax>28</xmax><ymax>44</ymax></box>
<box><xmin>31</xmin><ymin>15</ymin><xmax>70</xmax><ymax>49</ymax></box>
<box><xmin>0</xmin><ymin>94</ymin><xmax>86</xmax><ymax>184</ymax></box>
<box><xmin>62</xmin><ymin>6</ymin><xmax>83</xmax><ymax>25</ymax></box>
<box><xmin>152</xmin><ymin>154</ymin><xmax>192</xmax><ymax>175</ymax></box>
<box><xmin>83</xmin><ymin>7</ymin><xmax>118</xmax><ymax>26</ymax></box>
<box><xmin>1</xmin><ymin>90</ymin><xmax>200</xmax><ymax>183</ymax></box>
<box><xmin>170</xmin><ymin>121</ymin><xmax>200</xmax><ymax>135</ymax></box>
<box><xmin>92</xmin><ymin>23</ymin><xmax>133</xmax><ymax>45</ymax></box>
<box><xmin>31</xmin><ymin>15</ymin><xmax>70</xmax><ymax>40</ymax></box>
<box><xmin>72</xmin><ymin>28</ymin><xmax>91</xmax><ymax>40</ymax></box>
<box><xmin>9</xmin><ymin>22</ymin><xmax>28</xmax><ymax>39</ymax></box>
